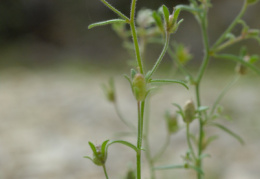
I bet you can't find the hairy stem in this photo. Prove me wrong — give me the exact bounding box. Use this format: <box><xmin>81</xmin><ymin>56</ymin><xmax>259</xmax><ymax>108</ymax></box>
<box><xmin>146</xmin><ymin>33</ymin><xmax>170</xmax><ymax>80</ymax></box>
<box><xmin>130</xmin><ymin>0</ymin><xmax>144</xmax><ymax>74</ymax></box>
<box><xmin>211</xmin><ymin>0</ymin><xmax>248</xmax><ymax>50</ymax></box>
<box><xmin>143</xmin><ymin>98</ymin><xmax>156</xmax><ymax>179</ymax></box>
<box><xmin>137</xmin><ymin>101</ymin><xmax>145</xmax><ymax>179</ymax></box>
<box><xmin>195</xmin><ymin>7</ymin><xmax>210</xmax><ymax>179</ymax></box>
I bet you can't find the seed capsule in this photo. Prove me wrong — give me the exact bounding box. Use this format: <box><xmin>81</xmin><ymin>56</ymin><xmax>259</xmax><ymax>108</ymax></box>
<box><xmin>183</xmin><ymin>100</ymin><xmax>195</xmax><ymax>123</ymax></box>
<box><xmin>132</xmin><ymin>73</ymin><xmax>146</xmax><ymax>101</ymax></box>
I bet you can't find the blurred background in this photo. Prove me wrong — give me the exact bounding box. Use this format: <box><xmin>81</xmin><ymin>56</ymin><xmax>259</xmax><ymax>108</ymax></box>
<box><xmin>0</xmin><ymin>0</ymin><xmax>260</xmax><ymax>178</ymax></box>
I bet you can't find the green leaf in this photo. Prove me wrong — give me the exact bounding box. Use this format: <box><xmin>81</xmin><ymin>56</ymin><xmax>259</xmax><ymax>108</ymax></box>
<box><xmin>152</xmin><ymin>11</ymin><xmax>164</xmax><ymax>32</ymax></box>
<box><xmin>130</xmin><ymin>69</ymin><xmax>137</xmax><ymax>79</ymax></box>
<box><xmin>108</xmin><ymin>140</ymin><xmax>139</xmax><ymax>153</ymax></box>
<box><xmin>214</xmin><ymin>54</ymin><xmax>260</xmax><ymax>75</ymax></box>
<box><xmin>246</xmin><ymin>0</ymin><xmax>259</xmax><ymax>5</ymax></box>
<box><xmin>162</xmin><ymin>5</ymin><xmax>170</xmax><ymax>25</ymax></box>
<box><xmin>196</xmin><ymin>106</ymin><xmax>209</xmax><ymax>112</ymax></box>
<box><xmin>198</xmin><ymin>153</ymin><xmax>211</xmax><ymax>160</ymax></box>
<box><xmin>172</xmin><ymin>103</ymin><xmax>185</xmax><ymax>118</ymax></box>
<box><xmin>208</xmin><ymin>122</ymin><xmax>244</xmax><ymax>145</ymax></box>
<box><xmin>101</xmin><ymin>140</ymin><xmax>110</xmax><ymax>155</ymax></box>
<box><xmin>88</xmin><ymin>141</ymin><xmax>98</xmax><ymax>155</ymax></box>
<box><xmin>100</xmin><ymin>0</ymin><xmax>129</xmax><ymax>21</ymax></box>
<box><xmin>88</xmin><ymin>19</ymin><xmax>127</xmax><ymax>29</ymax></box>
<box><xmin>173</xmin><ymin>8</ymin><xmax>181</xmax><ymax>23</ymax></box>
<box><xmin>175</xmin><ymin>5</ymin><xmax>202</xmax><ymax>13</ymax></box>
<box><xmin>154</xmin><ymin>164</ymin><xmax>185</xmax><ymax>170</ymax></box>
<box><xmin>83</xmin><ymin>155</ymin><xmax>94</xmax><ymax>161</ymax></box>
<box><xmin>124</xmin><ymin>74</ymin><xmax>132</xmax><ymax>89</ymax></box>
<box><xmin>149</xmin><ymin>79</ymin><xmax>189</xmax><ymax>90</ymax></box>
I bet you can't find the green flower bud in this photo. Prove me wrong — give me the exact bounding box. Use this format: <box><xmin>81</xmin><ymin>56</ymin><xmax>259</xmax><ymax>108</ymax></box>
<box><xmin>165</xmin><ymin>111</ymin><xmax>179</xmax><ymax>134</ymax></box>
<box><xmin>132</xmin><ymin>73</ymin><xmax>146</xmax><ymax>101</ymax></box>
<box><xmin>84</xmin><ymin>140</ymin><xmax>109</xmax><ymax>166</ymax></box>
<box><xmin>183</xmin><ymin>100</ymin><xmax>196</xmax><ymax>123</ymax></box>
<box><xmin>92</xmin><ymin>145</ymin><xmax>107</xmax><ymax>166</ymax></box>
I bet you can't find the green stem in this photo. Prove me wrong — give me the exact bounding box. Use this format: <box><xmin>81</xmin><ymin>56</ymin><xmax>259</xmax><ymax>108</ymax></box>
<box><xmin>186</xmin><ymin>122</ymin><xmax>197</xmax><ymax>161</ymax></box>
<box><xmin>143</xmin><ymin>98</ymin><xmax>156</xmax><ymax>179</ymax></box>
<box><xmin>137</xmin><ymin>101</ymin><xmax>145</xmax><ymax>179</ymax></box>
<box><xmin>210</xmin><ymin>75</ymin><xmax>240</xmax><ymax>117</ymax></box>
<box><xmin>195</xmin><ymin>8</ymin><xmax>210</xmax><ymax>179</ymax></box>
<box><xmin>102</xmin><ymin>164</ymin><xmax>109</xmax><ymax>179</ymax></box>
<box><xmin>146</xmin><ymin>33</ymin><xmax>170</xmax><ymax>80</ymax></box>
<box><xmin>130</xmin><ymin>0</ymin><xmax>144</xmax><ymax>74</ymax></box>
<box><xmin>211</xmin><ymin>0</ymin><xmax>248</xmax><ymax>50</ymax></box>
<box><xmin>213</xmin><ymin>36</ymin><xmax>244</xmax><ymax>53</ymax></box>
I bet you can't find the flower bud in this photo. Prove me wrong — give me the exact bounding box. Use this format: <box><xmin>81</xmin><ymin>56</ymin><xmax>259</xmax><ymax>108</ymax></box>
<box><xmin>85</xmin><ymin>140</ymin><xmax>109</xmax><ymax>166</ymax></box>
<box><xmin>183</xmin><ymin>100</ymin><xmax>196</xmax><ymax>123</ymax></box>
<box><xmin>165</xmin><ymin>111</ymin><xmax>179</xmax><ymax>134</ymax></box>
<box><xmin>132</xmin><ymin>73</ymin><xmax>146</xmax><ymax>101</ymax></box>
<box><xmin>92</xmin><ymin>145</ymin><xmax>107</xmax><ymax>166</ymax></box>
<box><xmin>103</xmin><ymin>78</ymin><xmax>115</xmax><ymax>102</ymax></box>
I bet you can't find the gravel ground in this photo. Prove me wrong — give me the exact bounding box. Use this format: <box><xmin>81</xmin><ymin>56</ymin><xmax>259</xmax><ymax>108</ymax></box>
<box><xmin>0</xmin><ymin>67</ymin><xmax>259</xmax><ymax>179</ymax></box>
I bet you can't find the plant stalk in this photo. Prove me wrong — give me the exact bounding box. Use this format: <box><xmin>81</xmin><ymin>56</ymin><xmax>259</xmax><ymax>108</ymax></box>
<box><xmin>195</xmin><ymin>7</ymin><xmax>210</xmax><ymax>179</ymax></box>
<box><xmin>102</xmin><ymin>164</ymin><xmax>109</xmax><ymax>179</ymax></box>
<box><xmin>137</xmin><ymin>101</ymin><xmax>145</xmax><ymax>179</ymax></box>
<box><xmin>130</xmin><ymin>0</ymin><xmax>144</xmax><ymax>74</ymax></box>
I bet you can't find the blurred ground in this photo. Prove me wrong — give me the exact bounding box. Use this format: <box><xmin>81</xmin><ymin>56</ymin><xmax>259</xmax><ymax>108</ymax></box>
<box><xmin>0</xmin><ymin>67</ymin><xmax>259</xmax><ymax>179</ymax></box>
<box><xmin>0</xmin><ymin>0</ymin><xmax>260</xmax><ymax>178</ymax></box>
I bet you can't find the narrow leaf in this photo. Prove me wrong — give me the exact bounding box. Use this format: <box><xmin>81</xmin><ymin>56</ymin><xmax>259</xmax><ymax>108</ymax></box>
<box><xmin>175</xmin><ymin>5</ymin><xmax>202</xmax><ymax>13</ymax></box>
<box><xmin>149</xmin><ymin>79</ymin><xmax>189</xmax><ymax>90</ymax></box>
<box><xmin>152</xmin><ymin>12</ymin><xmax>164</xmax><ymax>32</ymax></box>
<box><xmin>196</xmin><ymin>106</ymin><xmax>209</xmax><ymax>112</ymax></box>
<box><xmin>108</xmin><ymin>140</ymin><xmax>139</xmax><ymax>153</ymax></box>
<box><xmin>162</xmin><ymin>5</ymin><xmax>170</xmax><ymax>25</ymax></box>
<box><xmin>88</xmin><ymin>141</ymin><xmax>98</xmax><ymax>155</ymax></box>
<box><xmin>88</xmin><ymin>19</ymin><xmax>127</xmax><ymax>29</ymax></box>
<box><xmin>154</xmin><ymin>164</ymin><xmax>184</xmax><ymax>170</ymax></box>
<box><xmin>208</xmin><ymin>122</ymin><xmax>244</xmax><ymax>145</ymax></box>
<box><xmin>101</xmin><ymin>140</ymin><xmax>110</xmax><ymax>154</ymax></box>
<box><xmin>214</xmin><ymin>54</ymin><xmax>260</xmax><ymax>75</ymax></box>
<box><xmin>100</xmin><ymin>0</ymin><xmax>129</xmax><ymax>21</ymax></box>
<box><xmin>83</xmin><ymin>156</ymin><xmax>93</xmax><ymax>161</ymax></box>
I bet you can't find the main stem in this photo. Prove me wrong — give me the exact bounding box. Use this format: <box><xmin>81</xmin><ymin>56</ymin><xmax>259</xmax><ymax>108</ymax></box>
<box><xmin>195</xmin><ymin>8</ymin><xmax>210</xmax><ymax>179</ymax></box>
<box><xmin>137</xmin><ymin>101</ymin><xmax>145</xmax><ymax>179</ymax></box>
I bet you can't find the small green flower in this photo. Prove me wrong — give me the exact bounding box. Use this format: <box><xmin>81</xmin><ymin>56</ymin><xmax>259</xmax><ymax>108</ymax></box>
<box><xmin>173</xmin><ymin>43</ymin><xmax>193</xmax><ymax>65</ymax></box>
<box><xmin>84</xmin><ymin>140</ymin><xmax>109</xmax><ymax>166</ymax></box>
